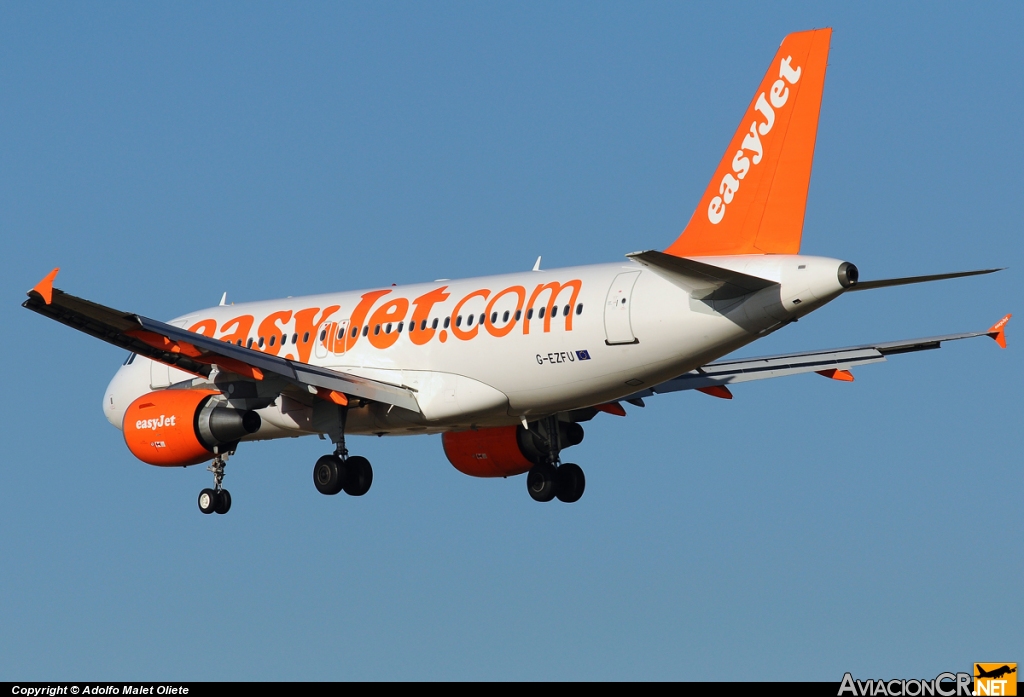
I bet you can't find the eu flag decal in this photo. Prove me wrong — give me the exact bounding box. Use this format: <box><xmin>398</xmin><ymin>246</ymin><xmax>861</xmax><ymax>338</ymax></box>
<box><xmin>576</xmin><ymin>350</ymin><xmax>591</xmax><ymax>360</ymax></box>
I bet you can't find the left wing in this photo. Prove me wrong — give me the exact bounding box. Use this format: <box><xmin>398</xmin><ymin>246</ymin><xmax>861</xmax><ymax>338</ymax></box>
<box><xmin>624</xmin><ymin>315</ymin><xmax>1010</xmax><ymax>401</ymax></box>
<box><xmin>22</xmin><ymin>268</ymin><xmax>422</xmax><ymax>413</ymax></box>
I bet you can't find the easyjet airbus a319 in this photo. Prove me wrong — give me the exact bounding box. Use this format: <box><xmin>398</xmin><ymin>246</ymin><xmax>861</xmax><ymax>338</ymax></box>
<box><xmin>24</xmin><ymin>29</ymin><xmax>1009</xmax><ymax>514</ymax></box>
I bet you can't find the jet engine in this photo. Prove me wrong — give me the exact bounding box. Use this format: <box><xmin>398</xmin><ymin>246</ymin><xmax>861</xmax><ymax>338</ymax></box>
<box><xmin>442</xmin><ymin>422</ymin><xmax>583</xmax><ymax>478</ymax></box>
<box><xmin>123</xmin><ymin>389</ymin><xmax>261</xmax><ymax>466</ymax></box>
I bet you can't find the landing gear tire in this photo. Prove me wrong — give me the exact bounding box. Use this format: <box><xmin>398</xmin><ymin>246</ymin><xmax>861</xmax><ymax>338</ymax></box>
<box><xmin>527</xmin><ymin>463</ymin><xmax>558</xmax><ymax>502</ymax></box>
<box><xmin>556</xmin><ymin>463</ymin><xmax>585</xmax><ymax>503</ymax></box>
<box><xmin>343</xmin><ymin>456</ymin><xmax>373</xmax><ymax>497</ymax></box>
<box><xmin>198</xmin><ymin>488</ymin><xmax>218</xmax><ymax>514</ymax></box>
<box><xmin>214</xmin><ymin>489</ymin><xmax>232</xmax><ymax>514</ymax></box>
<box><xmin>314</xmin><ymin>455</ymin><xmax>347</xmax><ymax>495</ymax></box>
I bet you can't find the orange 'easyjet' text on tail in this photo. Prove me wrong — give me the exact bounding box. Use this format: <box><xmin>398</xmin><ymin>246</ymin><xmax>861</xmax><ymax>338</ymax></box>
<box><xmin>665</xmin><ymin>28</ymin><xmax>831</xmax><ymax>257</ymax></box>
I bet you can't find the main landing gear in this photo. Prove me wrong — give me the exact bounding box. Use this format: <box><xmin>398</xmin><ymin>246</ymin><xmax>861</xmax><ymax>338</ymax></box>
<box><xmin>527</xmin><ymin>462</ymin><xmax>585</xmax><ymax>503</ymax></box>
<box><xmin>525</xmin><ymin>416</ymin><xmax>586</xmax><ymax>504</ymax></box>
<box><xmin>313</xmin><ymin>453</ymin><xmax>373</xmax><ymax>496</ymax></box>
<box><xmin>313</xmin><ymin>408</ymin><xmax>373</xmax><ymax>498</ymax></box>
<box><xmin>198</xmin><ymin>450</ymin><xmax>232</xmax><ymax>514</ymax></box>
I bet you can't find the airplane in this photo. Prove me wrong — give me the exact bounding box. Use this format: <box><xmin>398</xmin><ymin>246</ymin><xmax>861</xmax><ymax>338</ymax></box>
<box><xmin>22</xmin><ymin>28</ymin><xmax>1010</xmax><ymax>515</ymax></box>
<box><xmin>976</xmin><ymin>665</ymin><xmax>1016</xmax><ymax>680</ymax></box>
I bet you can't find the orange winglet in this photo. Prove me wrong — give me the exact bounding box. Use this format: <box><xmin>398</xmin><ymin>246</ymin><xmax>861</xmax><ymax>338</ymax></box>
<box><xmin>30</xmin><ymin>268</ymin><xmax>60</xmax><ymax>304</ymax></box>
<box><xmin>315</xmin><ymin>388</ymin><xmax>349</xmax><ymax>406</ymax></box>
<box><xmin>594</xmin><ymin>401</ymin><xmax>627</xmax><ymax>416</ymax></box>
<box><xmin>696</xmin><ymin>385</ymin><xmax>733</xmax><ymax>400</ymax></box>
<box><xmin>816</xmin><ymin>368</ymin><xmax>854</xmax><ymax>382</ymax></box>
<box><xmin>988</xmin><ymin>313</ymin><xmax>1011</xmax><ymax>349</ymax></box>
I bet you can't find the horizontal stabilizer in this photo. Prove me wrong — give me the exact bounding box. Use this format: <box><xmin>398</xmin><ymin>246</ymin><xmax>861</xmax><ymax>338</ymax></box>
<box><xmin>625</xmin><ymin>320</ymin><xmax>1008</xmax><ymax>400</ymax></box>
<box><xmin>848</xmin><ymin>268</ymin><xmax>1002</xmax><ymax>292</ymax></box>
<box><xmin>23</xmin><ymin>270</ymin><xmax>421</xmax><ymax>413</ymax></box>
<box><xmin>627</xmin><ymin>250</ymin><xmax>777</xmax><ymax>300</ymax></box>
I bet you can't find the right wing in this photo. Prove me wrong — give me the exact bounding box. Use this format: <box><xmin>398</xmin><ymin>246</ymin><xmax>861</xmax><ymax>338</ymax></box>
<box><xmin>22</xmin><ymin>268</ymin><xmax>422</xmax><ymax>413</ymax></box>
<box><xmin>625</xmin><ymin>315</ymin><xmax>1011</xmax><ymax>401</ymax></box>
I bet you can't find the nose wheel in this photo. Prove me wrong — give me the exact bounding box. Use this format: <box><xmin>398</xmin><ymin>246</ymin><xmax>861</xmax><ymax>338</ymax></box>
<box><xmin>198</xmin><ymin>487</ymin><xmax>231</xmax><ymax>514</ymax></box>
<box><xmin>198</xmin><ymin>451</ymin><xmax>232</xmax><ymax>514</ymax></box>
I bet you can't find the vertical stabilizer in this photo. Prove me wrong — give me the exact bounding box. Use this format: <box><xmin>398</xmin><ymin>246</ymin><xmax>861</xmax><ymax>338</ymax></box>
<box><xmin>665</xmin><ymin>28</ymin><xmax>831</xmax><ymax>257</ymax></box>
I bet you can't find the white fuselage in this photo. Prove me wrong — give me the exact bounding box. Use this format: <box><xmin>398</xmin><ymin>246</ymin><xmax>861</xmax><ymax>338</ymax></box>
<box><xmin>103</xmin><ymin>255</ymin><xmax>848</xmax><ymax>440</ymax></box>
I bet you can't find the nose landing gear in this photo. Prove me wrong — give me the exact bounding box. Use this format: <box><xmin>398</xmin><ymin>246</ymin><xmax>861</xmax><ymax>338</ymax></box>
<box><xmin>198</xmin><ymin>450</ymin><xmax>232</xmax><ymax>514</ymax></box>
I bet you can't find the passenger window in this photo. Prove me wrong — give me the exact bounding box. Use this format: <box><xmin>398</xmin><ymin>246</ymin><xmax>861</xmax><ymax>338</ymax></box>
<box><xmin>576</xmin><ymin>303</ymin><xmax>583</xmax><ymax>315</ymax></box>
<box><xmin>351</xmin><ymin>326</ymin><xmax>358</xmax><ymax>338</ymax></box>
<box><xmin>527</xmin><ymin>308</ymin><xmax>533</xmax><ymax>320</ymax></box>
<box><xmin>398</xmin><ymin>322</ymin><xmax>404</xmax><ymax>333</ymax></box>
<box><xmin>443</xmin><ymin>317</ymin><xmax>450</xmax><ymax>329</ymax></box>
<box><xmin>362</xmin><ymin>325</ymin><xmax>369</xmax><ymax>337</ymax></box>
<box><xmin>422</xmin><ymin>319</ymin><xmax>429</xmax><ymax>331</ymax></box>
<box><xmin>456</xmin><ymin>315</ymin><xmax>463</xmax><ymax>327</ymax></box>
<box><xmin>269</xmin><ymin>335</ymin><xmax>276</xmax><ymax>347</ymax></box>
<box><xmin>258</xmin><ymin>337</ymin><xmax>265</xmax><ymax>348</ymax></box>
<box><xmin>515</xmin><ymin>310</ymin><xmax>521</xmax><ymax>321</ymax></box>
<box><xmin>409</xmin><ymin>322</ymin><xmax>415</xmax><ymax>332</ymax></box>
<box><xmin>502</xmin><ymin>311</ymin><xmax>509</xmax><ymax>323</ymax></box>
<box><xmin>337</xmin><ymin>327</ymin><xmax>344</xmax><ymax>339</ymax></box>
<box><xmin>479</xmin><ymin>313</ymin><xmax>485</xmax><ymax>325</ymax></box>
<box><xmin>292</xmin><ymin>333</ymin><xmax>298</xmax><ymax>344</ymax></box>
<box><xmin>466</xmin><ymin>315</ymin><xmax>473</xmax><ymax>327</ymax></box>
<box><xmin>320</xmin><ymin>329</ymin><xmax>327</xmax><ymax>341</ymax></box>
<box><xmin>236</xmin><ymin>340</ymin><xmax>242</xmax><ymax>346</ymax></box>
<box><xmin>246</xmin><ymin>338</ymin><xmax>253</xmax><ymax>348</ymax></box>
<box><xmin>374</xmin><ymin>325</ymin><xmax>381</xmax><ymax>335</ymax></box>
<box><xmin>538</xmin><ymin>307</ymin><xmax>545</xmax><ymax>319</ymax></box>
<box><xmin>303</xmin><ymin>332</ymin><xmax>310</xmax><ymax>343</ymax></box>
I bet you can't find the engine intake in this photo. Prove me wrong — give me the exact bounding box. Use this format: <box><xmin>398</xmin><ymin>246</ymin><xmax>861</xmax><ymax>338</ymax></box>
<box><xmin>123</xmin><ymin>389</ymin><xmax>261</xmax><ymax>467</ymax></box>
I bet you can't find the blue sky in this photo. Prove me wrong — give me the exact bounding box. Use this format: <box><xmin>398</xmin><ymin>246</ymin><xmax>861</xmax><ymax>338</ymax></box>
<box><xmin>1</xmin><ymin>2</ymin><xmax>1021</xmax><ymax>680</ymax></box>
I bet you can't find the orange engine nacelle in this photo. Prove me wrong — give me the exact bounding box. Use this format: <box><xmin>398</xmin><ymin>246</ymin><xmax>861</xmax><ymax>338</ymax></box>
<box><xmin>123</xmin><ymin>389</ymin><xmax>261</xmax><ymax>467</ymax></box>
<box><xmin>442</xmin><ymin>422</ymin><xmax>584</xmax><ymax>478</ymax></box>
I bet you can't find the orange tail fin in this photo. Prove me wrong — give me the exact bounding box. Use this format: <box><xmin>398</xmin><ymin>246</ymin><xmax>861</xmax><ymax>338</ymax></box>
<box><xmin>665</xmin><ymin>28</ymin><xmax>832</xmax><ymax>257</ymax></box>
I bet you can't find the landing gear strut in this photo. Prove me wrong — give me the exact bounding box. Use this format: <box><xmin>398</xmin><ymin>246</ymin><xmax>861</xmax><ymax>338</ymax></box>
<box><xmin>313</xmin><ymin>406</ymin><xmax>373</xmax><ymax>498</ymax></box>
<box><xmin>198</xmin><ymin>449</ymin><xmax>232</xmax><ymax>514</ymax></box>
<box><xmin>525</xmin><ymin>416</ymin><xmax>586</xmax><ymax>504</ymax></box>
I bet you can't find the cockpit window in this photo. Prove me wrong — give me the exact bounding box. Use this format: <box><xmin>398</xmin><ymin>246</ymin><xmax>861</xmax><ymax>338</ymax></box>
<box><xmin>123</xmin><ymin>353</ymin><xmax>136</xmax><ymax>365</ymax></box>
